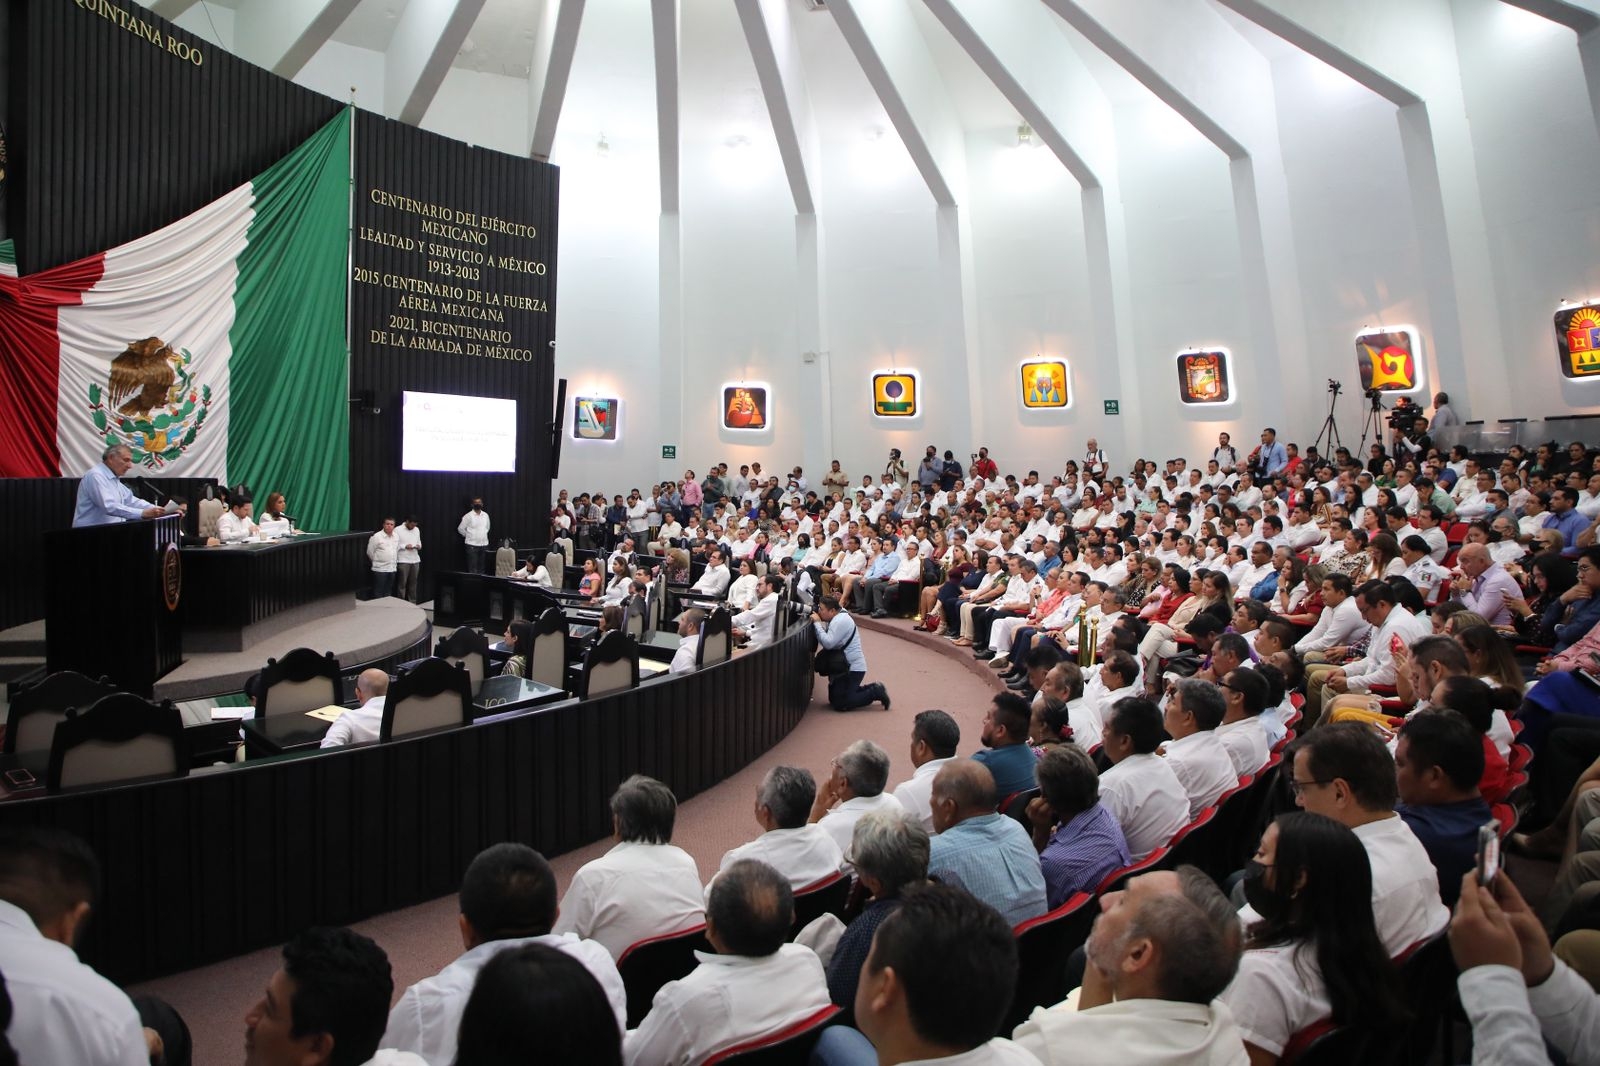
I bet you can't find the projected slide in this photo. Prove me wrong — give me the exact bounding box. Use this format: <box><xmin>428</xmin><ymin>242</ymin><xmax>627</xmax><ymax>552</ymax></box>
<box><xmin>402</xmin><ymin>391</ymin><xmax>518</xmax><ymax>473</ymax></box>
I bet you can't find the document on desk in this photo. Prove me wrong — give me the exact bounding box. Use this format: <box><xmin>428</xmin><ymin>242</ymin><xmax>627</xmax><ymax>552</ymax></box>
<box><xmin>304</xmin><ymin>706</ymin><xmax>345</xmax><ymax>722</ymax></box>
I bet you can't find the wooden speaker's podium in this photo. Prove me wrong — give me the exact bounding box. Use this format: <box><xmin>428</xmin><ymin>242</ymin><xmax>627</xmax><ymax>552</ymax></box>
<box><xmin>45</xmin><ymin>514</ymin><xmax>184</xmax><ymax>696</ymax></box>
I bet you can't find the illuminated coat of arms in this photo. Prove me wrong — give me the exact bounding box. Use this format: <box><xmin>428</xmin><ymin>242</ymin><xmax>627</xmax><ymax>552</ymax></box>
<box><xmin>1019</xmin><ymin>360</ymin><xmax>1069</xmax><ymax>409</ymax></box>
<box><xmin>1557</xmin><ymin>305</ymin><xmax>1600</xmax><ymax>378</ymax></box>
<box><xmin>1176</xmin><ymin>351</ymin><xmax>1231</xmax><ymax>404</ymax></box>
<box><xmin>872</xmin><ymin>373</ymin><xmax>918</xmax><ymax>417</ymax></box>
<box><xmin>1354</xmin><ymin>330</ymin><xmax>1420</xmax><ymax>393</ymax></box>
<box><xmin>722</xmin><ymin>385</ymin><xmax>768</xmax><ymax>430</ymax></box>
<box><xmin>87</xmin><ymin>336</ymin><xmax>212</xmax><ymax>467</ymax></box>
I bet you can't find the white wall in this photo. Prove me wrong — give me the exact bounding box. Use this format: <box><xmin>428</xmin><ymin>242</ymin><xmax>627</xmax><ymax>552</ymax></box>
<box><xmin>235</xmin><ymin>0</ymin><xmax>1600</xmax><ymax>499</ymax></box>
<box><xmin>1451</xmin><ymin>0</ymin><xmax>1600</xmax><ymax>416</ymax></box>
<box><xmin>545</xmin><ymin>0</ymin><xmax>661</xmax><ymax>498</ymax></box>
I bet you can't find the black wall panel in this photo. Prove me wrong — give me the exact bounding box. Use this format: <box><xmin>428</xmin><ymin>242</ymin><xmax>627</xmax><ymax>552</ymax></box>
<box><xmin>350</xmin><ymin>114</ymin><xmax>557</xmax><ymax>598</ymax></box>
<box><xmin>9</xmin><ymin>0</ymin><xmax>342</xmax><ymax>274</ymax></box>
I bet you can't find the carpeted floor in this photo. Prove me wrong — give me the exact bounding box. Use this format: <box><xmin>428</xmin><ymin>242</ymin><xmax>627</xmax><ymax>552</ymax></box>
<box><xmin>129</xmin><ymin>620</ymin><xmax>1002</xmax><ymax>1062</ymax></box>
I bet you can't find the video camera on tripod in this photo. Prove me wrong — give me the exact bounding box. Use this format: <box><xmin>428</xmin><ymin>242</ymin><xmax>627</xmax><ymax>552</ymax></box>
<box><xmin>1379</xmin><ymin>392</ymin><xmax>1422</xmax><ymax>434</ymax></box>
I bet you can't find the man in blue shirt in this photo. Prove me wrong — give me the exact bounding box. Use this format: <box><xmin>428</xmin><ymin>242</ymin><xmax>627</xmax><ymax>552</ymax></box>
<box><xmin>1395</xmin><ymin>711</ymin><xmax>1491</xmax><ymax>909</ymax></box>
<box><xmin>812</xmin><ymin>597</ymin><xmax>890</xmax><ymax>712</ymax></box>
<box><xmin>970</xmin><ymin>693</ymin><xmax>1037</xmax><ymax>797</ymax></box>
<box><xmin>926</xmin><ymin>760</ymin><xmax>1046</xmax><ymax>927</ymax></box>
<box><xmin>1027</xmin><ymin>745</ymin><xmax>1131</xmax><ymax>907</ymax></box>
<box><xmin>72</xmin><ymin>444</ymin><xmax>173</xmax><ymax>527</ymax></box>
<box><xmin>1544</xmin><ymin>487</ymin><xmax>1591</xmax><ymax>559</ymax></box>
<box><xmin>852</xmin><ymin>539</ymin><xmax>901</xmax><ymax>613</ymax></box>
<box><xmin>1251</xmin><ymin>427</ymin><xmax>1289</xmax><ymax>479</ymax></box>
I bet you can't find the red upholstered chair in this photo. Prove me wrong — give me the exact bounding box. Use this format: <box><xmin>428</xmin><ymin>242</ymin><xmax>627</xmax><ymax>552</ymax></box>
<box><xmin>1093</xmin><ymin>844</ymin><xmax>1175</xmax><ymax>896</ymax></box>
<box><xmin>703</xmin><ymin>1005</ymin><xmax>841</xmax><ymax>1065</ymax></box>
<box><xmin>1168</xmin><ymin>804</ymin><xmax>1227</xmax><ymax>877</ymax></box>
<box><xmin>1393</xmin><ymin>933</ymin><xmax>1456</xmax><ymax>1063</ymax></box>
<box><xmin>1005</xmin><ymin>891</ymin><xmax>1097</xmax><ymax>1031</ymax></box>
<box><xmin>1001</xmin><ymin>787</ymin><xmax>1041</xmax><ymax>829</ymax></box>
<box><xmin>1281</xmin><ymin>1019</ymin><xmax>1363</xmax><ymax>1065</ymax></box>
<box><xmin>790</xmin><ymin>872</ymin><xmax>851</xmax><ymax>935</ymax></box>
<box><xmin>617</xmin><ymin>923</ymin><xmax>713</xmax><ymax>1027</ymax></box>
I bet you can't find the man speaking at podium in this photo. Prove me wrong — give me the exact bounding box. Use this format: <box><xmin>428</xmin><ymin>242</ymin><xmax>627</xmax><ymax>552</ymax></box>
<box><xmin>72</xmin><ymin>444</ymin><xmax>184</xmax><ymax>527</ymax></box>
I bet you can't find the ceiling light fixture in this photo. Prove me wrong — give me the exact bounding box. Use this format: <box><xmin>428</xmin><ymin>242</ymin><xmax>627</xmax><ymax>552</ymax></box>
<box><xmin>596</xmin><ymin>133</ymin><xmax>609</xmax><ymax>156</ymax></box>
<box><xmin>1017</xmin><ymin>123</ymin><xmax>1034</xmax><ymax>147</ymax></box>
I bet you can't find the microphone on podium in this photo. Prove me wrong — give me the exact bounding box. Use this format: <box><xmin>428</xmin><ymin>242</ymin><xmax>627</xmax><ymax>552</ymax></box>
<box><xmin>135</xmin><ymin>477</ymin><xmax>170</xmax><ymax>505</ymax></box>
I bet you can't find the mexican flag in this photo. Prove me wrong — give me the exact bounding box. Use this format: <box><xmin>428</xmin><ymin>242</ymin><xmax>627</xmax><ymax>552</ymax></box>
<box><xmin>0</xmin><ymin>109</ymin><xmax>352</xmax><ymax>530</ymax></box>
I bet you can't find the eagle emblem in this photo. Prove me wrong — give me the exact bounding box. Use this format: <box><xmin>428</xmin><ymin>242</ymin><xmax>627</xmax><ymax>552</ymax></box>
<box><xmin>87</xmin><ymin>337</ymin><xmax>211</xmax><ymax>467</ymax></box>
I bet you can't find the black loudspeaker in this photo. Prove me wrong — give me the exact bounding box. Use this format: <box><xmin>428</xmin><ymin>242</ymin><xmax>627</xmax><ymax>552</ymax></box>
<box><xmin>550</xmin><ymin>377</ymin><xmax>567</xmax><ymax>479</ymax></box>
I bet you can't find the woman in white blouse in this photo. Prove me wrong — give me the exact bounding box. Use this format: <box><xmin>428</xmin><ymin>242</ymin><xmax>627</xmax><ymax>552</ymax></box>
<box><xmin>1221</xmin><ymin>812</ymin><xmax>1405</xmax><ymax>1065</ymax></box>
<box><xmin>725</xmin><ymin>558</ymin><xmax>761</xmax><ymax>612</ymax></box>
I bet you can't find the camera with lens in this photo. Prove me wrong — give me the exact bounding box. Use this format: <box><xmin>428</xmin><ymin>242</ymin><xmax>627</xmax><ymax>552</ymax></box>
<box><xmin>1386</xmin><ymin>399</ymin><xmax>1421</xmax><ymax>433</ymax></box>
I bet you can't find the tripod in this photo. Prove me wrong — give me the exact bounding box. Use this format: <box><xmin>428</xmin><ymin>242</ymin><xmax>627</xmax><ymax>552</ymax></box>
<box><xmin>1312</xmin><ymin>384</ymin><xmax>1343</xmax><ymax>456</ymax></box>
<box><xmin>1358</xmin><ymin>393</ymin><xmax>1389</xmax><ymax>457</ymax></box>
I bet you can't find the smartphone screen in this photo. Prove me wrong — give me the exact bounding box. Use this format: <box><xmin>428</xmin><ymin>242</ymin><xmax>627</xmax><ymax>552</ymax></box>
<box><xmin>1477</xmin><ymin>822</ymin><xmax>1501</xmax><ymax>885</ymax></box>
<box><xmin>1390</xmin><ymin>633</ymin><xmax>1405</xmax><ymax>656</ymax></box>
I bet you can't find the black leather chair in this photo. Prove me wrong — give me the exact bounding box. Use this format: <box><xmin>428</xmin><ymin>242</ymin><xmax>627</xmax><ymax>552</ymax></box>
<box><xmin>4</xmin><ymin>671</ymin><xmax>117</xmax><ymax>755</ymax></box>
<box><xmin>697</xmin><ymin>607</ymin><xmax>733</xmax><ymax>668</ymax></box>
<box><xmin>257</xmin><ymin>648</ymin><xmax>342</xmax><ymax>720</ymax></box>
<box><xmin>46</xmin><ymin>693</ymin><xmax>189</xmax><ymax>792</ymax></box>
<box><xmin>379</xmin><ymin>658</ymin><xmax>472</xmax><ymax>742</ymax></box>
<box><xmin>433</xmin><ymin>625</ymin><xmax>491</xmax><ymax>688</ymax></box>
<box><xmin>578</xmin><ymin>632</ymin><xmax>640</xmax><ymax>699</ymax></box>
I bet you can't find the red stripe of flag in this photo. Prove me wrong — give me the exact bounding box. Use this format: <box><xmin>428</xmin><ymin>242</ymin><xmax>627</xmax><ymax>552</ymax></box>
<box><xmin>0</xmin><ymin>253</ymin><xmax>107</xmax><ymax>476</ymax></box>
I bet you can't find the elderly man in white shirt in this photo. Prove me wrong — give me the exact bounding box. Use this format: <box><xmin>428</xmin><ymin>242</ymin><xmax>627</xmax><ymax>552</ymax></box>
<box><xmin>809</xmin><ymin>740</ymin><xmax>906</xmax><ymax>860</ymax></box>
<box><xmin>320</xmin><ymin>668</ymin><xmax>389</xmax><ymax>749</ymax></box>
<box><xmin>890</xmin><ymin>710</ymin><xmax>962</xmax><ymax>834</ymax></box>
<box><xmin>553</xmin><ymin>776</ymin><xmax>705</xmax><ymax>960</ymax></box>
<box><xmin>1013</xmin><ymin>869</ymin><xmax>1247</xmax><ymax>1066</ymax></box>
<box><xmin>383</xmin><ymin>844</ymin><xmax>625</xmax><ymax>1065</ymax></box>
<box><xmin>1161</xmin><ymin>680</ymin><xmax>1241</xmax><ymax>819</ymax></box>
<box><xmin>0</xmin><ymin>827</ymin><xmax>152</xmax><ymax>1066</ymax></box>
<box><xmin>1096</xmin><ymin>698</ymin><xmax>1190</xmax><ymax>861</ymax></box>
<box><xmin>709</xmin><ymin>768</ymin><xmax>843</xmax><ymax>899</ymax></box>
<box><xmin>626</xmin><ymin>861</ymin><xmax>830</xmax><ymax>1066</ymax></box>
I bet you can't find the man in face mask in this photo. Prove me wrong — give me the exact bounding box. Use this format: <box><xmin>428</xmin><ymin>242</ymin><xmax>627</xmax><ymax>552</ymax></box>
<box><xmin>1012</xmin><ymin>868</ymin><xmax>1247</xmax><ymax>1064</ymax></box>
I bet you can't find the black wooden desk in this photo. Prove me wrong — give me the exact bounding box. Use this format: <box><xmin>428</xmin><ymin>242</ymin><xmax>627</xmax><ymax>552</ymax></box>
<box><xmin>0</xmin><ymin>752</ymin><xmax>49</xmax><ymax>801</ymax></box>
<box><xmin>472</xmin><ymin>676</ymin><xmax>565</xmax><ymax>717</ymax></box>
<box><xmin>241</xmin><ymin>712</ymin><xmax>334</xmax><ymax>757</ymax></box>
<box><xmin>181</xmin><ymin>532</ymin><xmax>368</xmax><ymax>630</ymax></box>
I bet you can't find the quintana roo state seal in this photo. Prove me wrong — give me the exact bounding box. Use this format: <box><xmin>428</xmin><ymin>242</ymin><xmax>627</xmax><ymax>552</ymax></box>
<box><xmin>87</xmin><ymin>337</ymin><xmax>212</xmax><ymax>468</ymax></box>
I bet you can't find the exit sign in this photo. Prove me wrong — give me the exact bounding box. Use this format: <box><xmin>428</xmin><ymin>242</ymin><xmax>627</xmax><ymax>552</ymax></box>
<box><xmin>661</xmin><ymin>445</ymin><xmax>677</xmax><ymax>459</ymax></box>
<box><xmin>1103</xmin><ymin>400</ymin><xmax>1120</xmax><ymax>416</ymax></box>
